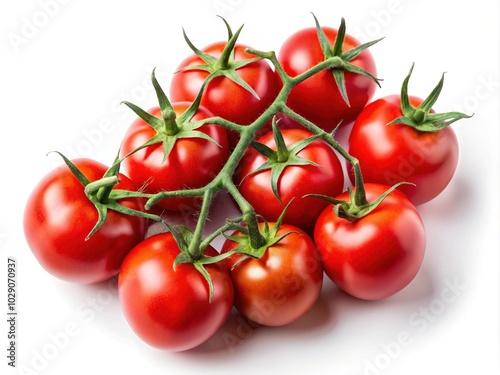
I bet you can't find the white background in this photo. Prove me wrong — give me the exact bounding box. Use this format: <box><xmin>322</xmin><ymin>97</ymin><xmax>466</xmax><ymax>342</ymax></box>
<box><xmin>1</xmin><ymin>1</ymin><xmax>499</xmax><ymax>374</ymax></box>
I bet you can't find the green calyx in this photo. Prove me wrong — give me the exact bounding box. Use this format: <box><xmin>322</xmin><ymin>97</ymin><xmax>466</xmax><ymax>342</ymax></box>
<box><xmin>168</xmin><ymin>224</ymin><xmax>234</xmax><ymax>303</ymax></box>
<box><xmin>304</xmin><ymin>141</ymin><xmax>413</xmax><ymax>222</ymax></box>
<box><xmin>223</xmin><ymin>201</ymin><xmax>298</xmax><ymax>265</ymax></box>
<box><xmin>179</xmin><ymin>16</ymin><xmax>261</xmax><ymax>99</ymax></box>
<box><xmin>310</xmin><ymin>182</ymin><xmax>411</xmax><ymax>222</ymax></box>
<box><xmin>242</xmin><ymin>117</ymin><xmax>320</xmax><ymax>204</ymax></box>
<box><xmin>52</xmin><ymin>151</ymin><xmax>163</xmax><ymax>240</ymax></box>
<box><xmin>312</xmin><ymin>13</ymin><xmax>383</xmax><ymax>106</ymax></box>
<box><xmin>122</xmin><ymin>68</ymin><xmax>221</xmax><ymax>162</ymax></box>
<box><xmin>387</xmin><ymin>63</ymin><xmax>473</xmax><ymax>132</ymax></box>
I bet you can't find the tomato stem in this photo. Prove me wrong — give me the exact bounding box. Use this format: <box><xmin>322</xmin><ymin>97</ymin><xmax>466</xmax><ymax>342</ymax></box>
<box><xmin>187</xmin><ymin>189</ymin><xmax>215</xmax><ymax>259</ymax></box>
<box><xmin>350</xmin><ymin>159</ymin><xmax>369</xmax><ymax>207</ymax></box>
<box><xmin>273</xmin><ymin>122</ymin><xmax>291</xmax><ymax>163</ymax></box>
<box><xmin>278</xmin><ymin>105</ymin><xmax>370</xmax><ymax>208</ymax></box>
<box><xmin>199</xmin><ymin>217</ymin><xmax>244</xmax><ymax>253</ymax></box>
<box><xmin>224</xmin><ymin>178</ymin><xmax>267</xmax><ymax>249</ymax></box>
<box><xmin>180</xmin><ymin>18</ymin><xmax>261</xmax><ymax>100</ymax></box>
<box><xmin>216</xmin><ymin>22</ymin><xmax>243</xmax><ymax>71</ymax></box>
<box><xmin>90</xmin><ymin>176</ymin><xmax>120</xmax><ymax>204</ymax></box>
<box><xmin>150</xmin><ymin>68</ymin><xmax>181</xmax><ymax>135</ymax></box>
<box><xmin>387</xmin><ymin>63</ymin><xmax>472</xmax><ymax>131</ymax></box>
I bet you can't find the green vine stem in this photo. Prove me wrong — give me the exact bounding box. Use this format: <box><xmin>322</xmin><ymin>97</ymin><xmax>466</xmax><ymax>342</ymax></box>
<box><xmin>145</xmin><ymin>48</ymin><xmax>366</xmax><ymax>259</ymax></box>
<box><xmin>245</xmin><ymin>48</ymin><xmax>371</xmax><ymax>209</ymax></box>
<box><xmin>143</xmin><ymin>35</ymin><xmax>382</xmax><ymax>258</ymax></box>
<box><xmin>186</xmin><ymin>189</ymin><xmax>215</xmax><ymax>258</ymax></box>
<box><xmin>279</xmin><ymin>105</ymin><xmax>369</xmax><ymax>208</ymax></box>
<box><xmin>130</xmin><ymin>17</ymin><xmax>466</xmax><ymax>266</ymax></box>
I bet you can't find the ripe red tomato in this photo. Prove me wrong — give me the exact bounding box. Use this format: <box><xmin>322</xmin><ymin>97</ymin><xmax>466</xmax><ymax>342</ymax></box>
<box><xmin>235</xmin><ymin>128</ymin><xmax>344</xmax><ymax>229</ymax></box>
<box><xmin>23</xmin><ymin>159</ymin><xmax>147</xmax><ymax>284</ymax></box>
<box><xmin>314</xmin><ymin>183</ymin><xmax>426</xmax><ymax>300</ymax></box>
<box><xmin>277</xmin><ymin>24</ymin><xmax>378</xmax><ymax>131</ymax></box>
<box><xmin>221</xmin><ymin>224</ymin><xmax>323</xmax><ymax>326</ymax></box>
<box><xmin>348</xmin><ymin>95</ymin><xmax>459</xmax><ymax>205</ymax></box>
<box><xmin>170</xmin><ymin>43</ymin><xmax>279</xmax><ymax>145</ymax></box>
<box><xmin>120</xmin><ymin>102</ymin><xmax>229</xmax><ymax>211</ymax></box>
<box><xmin>118</xmin><ymin>232</ymin><xmax>234</xmax><ymax>351</ymax></box>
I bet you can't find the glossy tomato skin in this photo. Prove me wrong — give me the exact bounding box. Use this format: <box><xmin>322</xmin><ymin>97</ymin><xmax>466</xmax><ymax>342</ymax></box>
<box><xmin>120</xmin><ymin>102</ymin><xmax>229</xmax><ymax>211</ymax></box>
<box><xmin>235</xmin><ymin>128</ymin><xmax>344</xmax><ymax>229</ymax></box>
<box><xmin>314</xmin><ymin>183</ymin><xmax>426</xmax><ymax>300</ymax></box>
<box><xmin>23</xmin><ymin>159</ymin><xmax>147</xmax><ymax>284</ymax></box>
<box><xmin>118</xmin><ymin>232</ymin><xmax>234</xmax><ymax>351</ymax></box>
<box><xmin>221</xmin><ymin>224</ymin><xmax>323</xmax><ymax>326</ymax></box>
<box><xmin>170</xmin><ymin>43</ymin><xmax>279</xmax><ymax>145</ymax></box>
<box><xmin>348</xmin><ymin>95</ymin><xmax>459</xmax><ymax>205</ymax></box>
<box><xmin>278</xmin><ymin>27</ymin><xmax>377</xmax><ymax>131</ymax></box>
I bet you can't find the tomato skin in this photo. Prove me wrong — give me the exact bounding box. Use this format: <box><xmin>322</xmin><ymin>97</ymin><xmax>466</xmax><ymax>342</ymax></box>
<box><xmin>313</xmin><ymin>183</ymin><xmax>426</xmax><ymax>300</ymax></box>
<box><xmin>170</xmin><ymin>43</ymin><xmax>279</xmax><ymax>145</ymax></box>
<box><xmin>278</xmin><ymin>27</ymin><xmax>377</xmax><ymax>131</ymax></box>
<box><xmin>118</xmin><ymin>232</ymin><xmax>234</xmax><ymax>351</ymax></box>
<box><xmin>23</xmin><ymin>159</ymin><xmax>147</xmax><ymax>284</ymax></box>
<box><xmin>235</xmin><ymin>128</ymin><xmax>344</xmax><ymax>229</ymax></box>
<box><xmin>221</xmin><ymin>224</ymin><xmax>323</xmax><ymax>326</ymax></box>
<box><xmin>348</xmin><ymin>95</ymin><xmax>459</xmax><ymax>205</ymax></box>
<box><xmin>120</xmin><ymin>102</ymin><xmax>229</xmax><ymax>211</ymax></box>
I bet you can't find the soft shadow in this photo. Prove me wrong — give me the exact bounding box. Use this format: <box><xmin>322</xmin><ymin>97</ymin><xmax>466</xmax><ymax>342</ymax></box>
<box><xmin>417</xmin><ymin>174</ymin><xmax>474</xmax><ymax>219</ymax></box>
<box><xmin>385</xmin><ymin>264</ymin><xmax>437</xmax><ymax>305</ymax></box>
<box><xmin>175</xmin><ymin>280</ymin><xmax>338</xmax><ymax>357</ymax></box>
<box><xmin>52</xmin><ymin>275</ymin><xmax>134</xmax><ymax>344</ymax></box>
<box><xmin>285</xmin><ymin>290</ymin><xmax>336</xmax><ymax>332</ymax></box>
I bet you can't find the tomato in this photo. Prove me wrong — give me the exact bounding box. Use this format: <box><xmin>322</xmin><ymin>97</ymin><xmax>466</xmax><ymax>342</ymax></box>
<box><xmin>120</xmin><ymin>102</ymin><xmax>229</xmax><ymax>211</ymax></box>
<box><xmin>221</xmin><ymin>224</ymin><xmax>323</xmax><ymax>326</ymax></box>
<box><xmin>348</xmin><ymin>95</ymin><xmax>459</xmax><ymax>205</ymax></box>
<box><xmin>170</xmin><ymin>43</ymin><xmax>279</xmax><ymax>145</ymax></box>
<box><xmin>277</xmin><ymin>24</ymin><xmax>378</xmax><ymax>131</ymax></box>
<box><xmin>118</xmin><ymin>232</ymin><xmax>234</xmax><ymax>351</ymax></box>
<box><xmin>235</xmin><ymin>128</ymin><xmax>344</xmax><ymax>229</ymax></box>
<box><xmin>314</xmin><ymin>183</ymin><xmax>426</xmax><ymax>300</ymax></box>
<box><xmin>23</xmin><ymin>159</ymin><xmax>147</xmax><ymax>284</ymax></box>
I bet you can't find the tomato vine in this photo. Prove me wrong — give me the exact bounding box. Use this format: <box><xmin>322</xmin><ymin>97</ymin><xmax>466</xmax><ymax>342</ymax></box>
<box><xmin>32</xmin><ymin>14</ymin><xmax>470</xmax><ymax>299</ymax></box>
<box><xmin>137</xmin><ymin>16</ymin><xmax>384</xmax><ymax>265</ymax></box>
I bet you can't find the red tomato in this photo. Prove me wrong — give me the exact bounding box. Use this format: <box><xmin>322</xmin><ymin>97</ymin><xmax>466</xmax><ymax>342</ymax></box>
<box><xmin>235</xmin><ymin>128</ymin><xmax>344</xmax><ymax>229</ymax></box>
<box><xmin>221</xmin><ymin>224</ymin><xmax>323</xmax><ymax>326</ymax></box>
<box><xmin>120</xmin><ymin>102</ymin><xmax>229</xmax><ymax>211</ymax></box>
<box><xmin>314</xmin><ymin>183</ymin><xmax>426</xmax><ymax>300</ymax></box>
<box><xmin>170</xmin><ymin>43</ymin><xmax>279</xmax><ymax>145</ymax></box>
<box><xmin>23</xmin><ymin>159</ymin><xmax>147</xmax><ymax>284</ymax></box>
<box><xmin>348</xmin><ymin>95</ymin><xmax>459</xmax><ymax>205</ymax></box>
<box><xmin>118</xmin><ymin>232</ymin><xmax>234</xmax><ymax>351</ymax></box>
<box><xmin>278</xmin><ymin>26</ymin><xmax>378</xmax><ymax>131</ymax></box>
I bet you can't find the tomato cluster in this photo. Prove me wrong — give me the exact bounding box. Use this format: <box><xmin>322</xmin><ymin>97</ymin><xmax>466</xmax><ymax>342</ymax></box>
<box><xmin>23</xmin><ymin>15</ymin><xmax>470</xmax><ymax>352</ymax></box>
